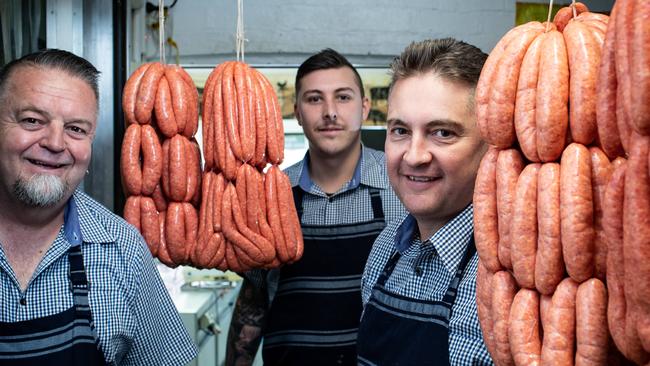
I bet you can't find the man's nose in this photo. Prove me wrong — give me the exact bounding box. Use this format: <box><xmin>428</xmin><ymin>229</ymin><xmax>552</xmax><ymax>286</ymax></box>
<box><xmin>403</xmin><ymin>135</ymin><xmax>432</xmax><ymax>166</ymax></box>
<box><xmin>323</xmin><ymin>98</ymin><xmax>337</xmax><ymax>121</ymax></box>
<box><xmin>40</xmin><ymin>122</ymin><xmax>66</xmax><ymax>152</ymax></box>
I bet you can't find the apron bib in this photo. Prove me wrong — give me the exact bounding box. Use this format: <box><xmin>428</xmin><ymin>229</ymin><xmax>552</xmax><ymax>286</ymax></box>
<box><xmin>262</xmin><ymin>187</ymin><xmax>386</xmax><ymax>366</ymax></box>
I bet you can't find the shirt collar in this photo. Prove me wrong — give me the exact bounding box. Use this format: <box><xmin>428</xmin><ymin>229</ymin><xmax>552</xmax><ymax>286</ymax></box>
<box><xmin>298</xmin><ymin>148</ymin><xmax>362</xmax><ymax>193</ymax></box>
<box><xmin>393</xmin><ymin>204</ymin><xmax>475</xmax><ymax>274</ymax></box>
<box><xmin>297</xmin><ymin>144</ymin><xmax>385</xmax><ymax>193</ymax></box>
<box><xmin>70</xmin><ymin>190</ymin><xmax>116</xmax><ymax>245</ymax></box>
<box><xmin>63</xmin><ymin>196</ymin><xmax>83</xmax><ymax>246</ymax></box>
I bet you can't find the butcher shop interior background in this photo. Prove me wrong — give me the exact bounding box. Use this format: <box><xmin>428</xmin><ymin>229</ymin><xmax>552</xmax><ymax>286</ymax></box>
<box><xmin>0</xmin><ymin>1</ymin><xmax>616</xmax><ymax>365</ymax></box>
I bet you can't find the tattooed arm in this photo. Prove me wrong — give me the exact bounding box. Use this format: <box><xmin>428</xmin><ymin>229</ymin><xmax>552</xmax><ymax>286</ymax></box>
<box><xmin>225</xmin><ymin>276</ymin><xmax>270</xmax><ymax>366</ymax></box>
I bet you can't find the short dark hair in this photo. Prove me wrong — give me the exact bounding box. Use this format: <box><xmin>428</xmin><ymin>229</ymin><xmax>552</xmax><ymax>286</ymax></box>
<box><xmin>389</xmin><ymin>38</ymin><xmax>487</xmax><ymax>92</ymax></box>
<box><xmin>295</xmin><ymin>48</ymin><xmax>364</xmax><ymax>98</ymax></box>
<box><xmin>0</xmin><ymin>49</ymin><xmax>100</xmax><ymax>102</ymax></box>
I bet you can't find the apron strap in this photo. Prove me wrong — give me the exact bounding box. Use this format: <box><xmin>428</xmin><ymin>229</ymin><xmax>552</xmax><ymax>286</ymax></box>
<box><xmin>292</xmin><ymin>186</ymin><xmax>304</xmax><ymax>220</ymax></box>
<box><xmin>368</xmin><ymin>188</ymin><xmax>384</xmax><ymax>220</ymax></box>
<box><xmin>441</xmin><ymin>236</ymin><xmax>476</xmax><ymax>306</ymax></box>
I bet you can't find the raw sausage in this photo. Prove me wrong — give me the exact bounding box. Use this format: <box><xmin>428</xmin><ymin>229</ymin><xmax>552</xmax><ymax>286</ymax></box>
<box><xmin>473</xmin><ymin>147</ymin><xmax>501</xmax><ymax>272</ymax></box>
<box><xmin>535</xmin><ymin>163</ymin><xmax>563</xmax><ymax>295</ymax></box>
<box><xmin>540</xmin><ymin>278</ymin><xmax>578</xmax><ymax>366</ymax></box>
<box><xmin>510</xmin><ymin>163</ymin><xmax>540</xmax><ymax>289</ymax></box>
<box><xmin>491</xmin><ymin>270</ymin><xmax>518</xmax><ymax>366</ymax></box>
<box><xmin>575</xmin><ymin>278</ymin><xmax>608</xmax><ymax>366</ymax></box>
<box><xmin>123</xmin><ymin>63</ymin><xmax>151</xmax><ymax>126</ymax></box>
<box><xmin>537</xmin><ymin>30</ymin><xmax>569</xmax><ymax>162</ymax></box>
<box><xmin>560</xmin><ymin>143</ymin><xmax>594</xmax><ymax>283</ymax></box>
<box><xmin>135</xmin><ymin>62</ymin><xmax>164</xmax><ymax>124</ymax></box>
<box><xmin>589</xmin><ymin>147</ymin><xmax>612</xmax><ymax>281</ymax></box>
<box><xmin>629</xmin><ymin>0</ymin><xmax>650</xmax><ymax>135</ymax></box>
<box><xmin>121</xmin><ymin>124</ymin><xmax>143</xmax><ymax>196</ymax></box>
<box><xmin>497</xmin><ymin>149</ymin><xmax>525</xmax><ymax>271</ymax></box>
<box><xmin>509</xmin><ymin>289</ymin><xmax>542</xmax><ymax>366</ymax></box>
<box><xmin>476</xmin><ymin>261</ymin><xmax>497</xmax><ymax>360</ymax></box>
<box><xmin>141</xmin><ymin>124</ymin><xmax>163</xmax><ymax>196</ymax></box>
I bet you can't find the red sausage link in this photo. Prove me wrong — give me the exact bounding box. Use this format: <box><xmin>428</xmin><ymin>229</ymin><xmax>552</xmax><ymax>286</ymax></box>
<box><xmin>140</xmin><ymin>197</ymin><xmax>161</xmax><ymax>257</ymax></box>
<box><xmin>560</xmin><ymin>143</ymin><xmax>595</xmax><ymax>283</ymax></box>
<box><xmin>157</xmin><ymin>211</ymin><xmax>176</xmax><ymax>267</ymax></box>
<box><xmin>154</xmin><ymin>76</ymin><xmax>178</xmax><ymax>138</ymax></box>
<box><xmin>165</xmin><ymin>202</ymin><xmax>186</xmax><ymax>265</ymax></box>
<box><xmin>537</xmin><ymin>30</ymin><xmax>569</xmax><ymax>162</ymax></box>
<box><xmin>491</xmin><ymin>270</ymin><xmax>518</xmax><ymax>366</ymax></box>
<box><xmin>553</xmin><ymin>2</ymin><xmax>589</xmax><ymax>32</ymax></box>
<box><xmin>509</xmin><ymin>289</ymin><xmax>542</xmax><ymax>366</ymax></box>
<box><xmin>589</xmin><ymin>147</ymin><xmax>612</xmax><ymax>281</ymax></box>
<box><xmin>575</xmin><ymin>278</ymin><xmax>608</xmax><ymax>366</ymax></box>
<box><xmin>510</xmin><ymin>163</ymin><xmax>540</xmax><ymax>289</ymax></box>
<box><xmin>123</xmin><ymin>195</ymin><xmax>142</xmax><ymax>231</ymax></box>
<box><xmin>476</xmin><ymin>261</ymin><xmax>497</xmax><ymax>360</ymax></box>
<box><xmin>135</xmin><ymin>62</ymin><xmax>164</xmax><ymax>124</ymax></box>
<box><xmin>486</xmin><ymin>27</ymin><xmax>543</xmax><ymax>148</ymax></box>
<box><xmin>540</xmin><ymin>278</ymin><xmax>578</xmax><ymax>366</ymax></box>
<box><xmin>629</xmin><ymin>0</ymin><xmax>650</xmax><ymax>135</ymax></box>
<box><xmin>265</xmin><ymin>165</ymin><xmax>290</xmax><ymax>263</ymax></box>
<box><xmin>121</xmin><ymin>124</ymin><xmax>143</xmax><ymax>196</ymax></box>
<box><xmin>473</xmin><ymin>147</ymin><xmax>501</xmax><ymax>273</ymax></box>
<box><xmin>140</xmin><ymin>124</ymin><xmax>163</xmax><ymax>196</ymax></box>
<box><xmin>497</xmin><ymin>149</ymin><xmax>525</xmax><ymax>271</ymax></box>
<box><xmin>535</xmin><ymin>163</ymin><xmax>563</xmax><ymax>295</ymax></box>
<box><xmin>165</xmin><ymin>65</ymin><xmax>189</xmax><ymax>134</ymax></box>
<box><xmin>123</xmin><ymin>63</ymin><xmax>151</xmax><ymax>126</ymax></box>
<box><xmin>514</xmin><ymin>31</ymin><xmax>545</xmax><ymax>162</ymax></box>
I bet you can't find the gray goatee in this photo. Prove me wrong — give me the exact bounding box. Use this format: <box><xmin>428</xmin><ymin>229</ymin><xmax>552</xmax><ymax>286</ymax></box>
<box><xmin>13</xmin><ymin>174</ymin><xmax>68</xmax><ymax>207</ymax></box>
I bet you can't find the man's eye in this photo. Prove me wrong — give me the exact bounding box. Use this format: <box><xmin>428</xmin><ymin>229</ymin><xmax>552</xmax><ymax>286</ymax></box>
<box><xmin>337</xmin><ymin>94</ymin><xmax>352</xmax><ymax>101</ymax></box>
<box><xmin>306</xmin><ymin>96</ymin><xmax>322</xmax><ymax>103</ymax></box>
<box><xmin>67</xmin><ymin>125</ymin><xmax>88</xmax><ymax>135</ymax></box>
<box><xmin>21</xmin><ymin>118</ymin><xmax>40</xmax><ymax>125</ymax></box>
<box><xmin>391</xmin><ymin>127</ymin><xmax>408</xmax><ymax>136</ymax></box>
<box><xmin>433</xmin><ymin>129</ymin><xmax>454</xmax><ymax>138</ymax></box>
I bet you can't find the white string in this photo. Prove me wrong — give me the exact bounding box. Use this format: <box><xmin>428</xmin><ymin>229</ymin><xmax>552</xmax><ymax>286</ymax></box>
<box><xmin>236</xmin><ymin>0</ymin><xmax>246</xmax><ymax>61</ymax></box>
<box><xmin>159</xmin><ymin>0</ymin><xmax>166</xmax><ymax>64</ymax></box>
<box><xmin>546</xmin><ymin>0</ymin><xmax>554</xmax><ymax>32</ymax></box>
<box><xmin>571</xmin><ymin>0</ymin><xmax>577</xmax><ymax>18</ymax></box>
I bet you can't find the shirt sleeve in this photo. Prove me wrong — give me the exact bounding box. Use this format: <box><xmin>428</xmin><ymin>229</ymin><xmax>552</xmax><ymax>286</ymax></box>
<box><xmin>121</xmin><ymin>244</ymin><xmax>198</xmax><ymax>365</ymax></box>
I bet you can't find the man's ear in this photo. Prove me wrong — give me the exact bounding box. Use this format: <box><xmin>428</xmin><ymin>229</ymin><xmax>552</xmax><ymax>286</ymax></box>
<box><xmin>294</xmin><ymin>103</ymin><xmax>302</xmax><ymax>126</ymax></box>
<box><xmin>361</xmin><ymin>96</ymin><xmax>370</xmax><ymax>121</ymax></box>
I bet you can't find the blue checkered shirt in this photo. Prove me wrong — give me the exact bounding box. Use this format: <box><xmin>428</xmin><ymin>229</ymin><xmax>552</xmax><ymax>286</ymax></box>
<box><xmin>361</xmin><ymin>205</ymin><xmax>494</xmax><ymax>366</ymax></box>
<box><xmin>0</xmin><ymin>190</ymin><xmax>197</xmax><ymax>365</ymax></box>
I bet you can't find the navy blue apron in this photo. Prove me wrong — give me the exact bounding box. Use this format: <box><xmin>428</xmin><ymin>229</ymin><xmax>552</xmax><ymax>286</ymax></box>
<box><xmin>357</xmin><ymin>236</ymin><xmax>476</xmax><ymax>366</ymax></box>
<box><xmin>0</xmin><ymin>200</ymin><xmax>106</xmax><ymax>365</ymax></box>
<box><xmin>262</xmin><ymin>187</ymin><xmax>386</xmax><ymax>366</ymax></box>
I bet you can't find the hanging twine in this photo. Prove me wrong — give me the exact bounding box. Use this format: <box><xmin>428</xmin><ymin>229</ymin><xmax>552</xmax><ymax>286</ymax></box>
<box><xmin>545</xmin><ymin>0</ymin><xmax>555</xmax><ymax>32</ymax></box>
<box><xmin>159</xmin><ymin>0</ymin><xmax>166</xmax><ymax>64</ymax></box>
<box><xmin>571</xmin><ymin>0</ymin><xmax>577</xmax><ymax>18</ymax></box>
<box><xmin>235</xmin><ymin>0</ymin><xmax>247</xmax><ymax>61</ymax></box>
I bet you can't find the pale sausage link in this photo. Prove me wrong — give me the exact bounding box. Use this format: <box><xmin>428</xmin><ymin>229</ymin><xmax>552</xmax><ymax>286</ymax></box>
<box><xmin>135</xmin><ymin>62</ymin><xmax>165</xmax><ymax>124</ymax></box>
<box><xmin>123</xmin><ymin>63</ymin><xmax>151</xmax><ymax>126</ymax></box>
<box><xmin>535</xmin><ymin>163</ymin><xmax>563</xmax><ymax>296</ymax></box>
<box><xmin>121</xmin><ymin>124</ymin><xmax>143</xmax><ymax>196</ymax></box>
<box><xmin>473</xmin><ymin>148</ymin><xmax>501</xmax><ymax>273</ymax></box>
<box><xmin>140</xmin><ymin>124</ymin><xmax>163</xmax><ymax>196</ymax></box>
<box><xmin>510</xmin><ymin>163</ymin><xmax>540</xmax><ymax>289</ymax></box>
<box><xmin>509</xmin><ymin>289</ymin><xmax>541</xmax><ymax>366</ymax></box>
<box><xmin>497</xmin><ymin>149</ymin><xmax>525</xmax><ymax>271</ymax></box>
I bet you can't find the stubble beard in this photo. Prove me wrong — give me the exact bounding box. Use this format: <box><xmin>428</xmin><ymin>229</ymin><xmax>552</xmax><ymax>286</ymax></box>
<box><xmin>12</xmin><ymin>174</ymin><xmax>68</xmax><ymax>207</ymax></box>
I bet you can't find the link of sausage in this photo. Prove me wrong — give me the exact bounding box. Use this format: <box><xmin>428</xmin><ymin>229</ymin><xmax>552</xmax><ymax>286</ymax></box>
<box><xmin>230</xmin><ymin>183</ymin><xmax>275</xmax><ymax>264</ymax></box>
<box><xmin>157</xmin><ymin>210</ymin><xmax>177</xmax><ymax>267</ymax></box>
<box><xmin>135</xmin><ymin>62</ymin><xmax>164</xmax><ymax>124</ymax></box>
<box><xmin>140</xmin><ymin>124</ymin><xmax>163</xmax><ymax>196</ymax></box>
<box><xmin>552</xmin><ymin>2</ymin><xmax>589</xmax><ymax>32</ymax></box>
<box><xmin>201</xmin><ymin>67</ymin><xmax>218</xmax><ymax>170</ymax></box>
<box><xmin>250</xmin><ymin>68</ymin><xmax>267</xmax><ymax>167</ymax></box>
<box><xmin>575</xmin><ymin>278</ymin><xmax>609</xmax><ymax>366</ymax></box>
<box><xmin>184</xmin><ymin>139</ymin><xmax>202</xmax><ymax>204</ymax></box>
<box><xmin>213</xmin><ymin>63</ymin><xmax>228</xmax><ymax>172</ymax></box>
<box><xmin>123</xmin><ymin>195</ymin><xmax>142</xmax><ymax>231</ymax></box>
<box><xmin>165</xmin><ymin>65</ymin><xmax>189</xmax><ymax>135</ymax></box>
<box><xmin>589</xmin><ymin>147</ymin><xmax>612</xmax><ymax>281</ymax></box>
<box><xmin>221</xmin><ymin>183</ymin><xmax>267</xmax><ymax>265</ymax></box>
<box><xmin>123</xmin><ymin>63</ymin><xmax>151</xmax><ymax>126</ymax></box>
<box><xmin>509</xmin><ymin>289</ymin><xmax>541</xmax><ymax>366</ymax></box>
<box><xmin>121</xmin><ymin>124</ymin><xmax>143</xmax><ymax>195</ymax></box>
<box><xmin>535</xmin><ymin>163</ymin><xmax>563</xmax><ymax>295</ymax></box>
<box><xmin>629</xmin><ymin>0</ymin><xmax>650</xmax><ymax>135</ymax></box>
<box><xmin>536</xmin><ymin>30</ymin><xmax>569</xmax><ymax>162</ymax></box>
<box><xmin>476</xmin><ymin>261</ymin><xmax>497</xmax><ymax>360</ymax></box>
<box><xmin>179</xmin><ymin>67</ymin><xmax>199</xmax><ymax>138</ymax></box>
<box><xmin>165</xmin><ymin>202</ymin><xmax>187</xmax><ymax>265</ymax></box>
<box><xmin>486</xmin><ymin>27</ymin><xmax>543</xmax><ymax>148</ymax></box>
<box><xmin>154</xmin><ymin>77</ymin><xmax>178</xmax><ymax>138</ymax></box>
<box><xmin>473</xmin><ymin>148</ymin><xmax>501</xmax><ymax>273</ymax></box>
<box><xmin>491</xmin><ymin>270</ymin><xmax>518</xmax><ymax>366</ymax></box>
<box><xmin>222</xmin><ymin>62</ymin><xmax>244</xmax><ymax>161</ymax></box>
<box><xmin>234</xmin><ymin>62</ymin><xmax>255</xmax><ymax>162</ymax></box>
<box><xmin>560</xmin><ymin>143</ymin><xmax>595</xmax><ymax>282</ymax></box>
<box><xmin>497</xmin><ymin>149</ymin><xmax>525</xmax><ymax>271</ymax></box>
<box><xmin>563</xmin><ymin>20</ymin><xmax>601</xmax><ymax>145</ymax></box>
<box><xmin>265</xmin><ymin>165</ymin><xmax>290</xmax><ymax>263</ymax></box>
<box><xmin>476</xmin><ymin>22</ymin><xmax>544</xmax><ymax>143</ymax></box>
<box><xmin>615</xmin><ymin>0</ymin><xmax>633</xmax><ymax>152</ymax></box>
<box><xmin>540</xmin><ymin>278</ymin><xmax>578</xmax><ymax>366</ymax></box>
<box><xmin>595</xmin><ymin>7</ymin><xmax>625</xmax><ymax>160</ymax></box>
<box><xmin>257</xmin><ymin>71</ymin><xmax>285</xmax><ymax>165</ymax></box>
<box><xmin>511</xmin><ymin>163</ymin><xmax>540</xmax><ymax>289</ymax></box>
<box><xmin>514</xmin><ymin>31</ymin><xmax>545</xmax><ymax>162</ymax></box>
<box><xmin>140</xmin><ymin>196</ymin><xmax>161</xmax><ymax>257</ymax></box>
<box><xmin>152</xmin><ymin>183</ymin><xmax>168</xmax><ymax>212</ymax></box>
<box><xmin>273</xmin><ymin>166</ymin><xmax>304</xmax><ymax>262</ymax></box>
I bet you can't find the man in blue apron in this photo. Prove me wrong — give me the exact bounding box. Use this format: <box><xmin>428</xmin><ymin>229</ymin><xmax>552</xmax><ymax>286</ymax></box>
<box><xmin>0</xmin><ymin>49</ymin><xmax>197</xmax><ymax>365</ymax></box>
<box><xmin>357</xmin><ymin>38</ymin><xmax>494</xmax><ymax>365</ymax></box>
<box><xmin>226</xmin><ymin>49</ymin><xmax>404</xmax><ymax>365</ymax></box>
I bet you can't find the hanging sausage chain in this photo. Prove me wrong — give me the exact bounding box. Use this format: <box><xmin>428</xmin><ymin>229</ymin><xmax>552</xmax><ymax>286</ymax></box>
<box><xmin>120</xmin><ymin>60</ymin><xmax>303</xmax><ymax>272</ymax></box>
<box><xmin>473</xmin><ymin>1</ymin><xmax>649</xmax><ymax>365</ymax></box>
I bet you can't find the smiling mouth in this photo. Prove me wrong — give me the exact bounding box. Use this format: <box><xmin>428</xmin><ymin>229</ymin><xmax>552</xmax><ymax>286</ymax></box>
<box><xmin>28</xmin><ymin>159</ymin><xmax>66</xmax><ymax>169</ymax></box>
<box><xmin>407</xmin><ymin>175</ymin><xmax>439</xmax><ymax>182</ymax></box>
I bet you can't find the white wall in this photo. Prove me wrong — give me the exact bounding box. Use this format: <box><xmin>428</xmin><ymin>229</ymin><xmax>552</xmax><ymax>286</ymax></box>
<box><xmin>145</xmin><ymin>0</ymin><xmax>612</xmax><ymax>67</ymax></box>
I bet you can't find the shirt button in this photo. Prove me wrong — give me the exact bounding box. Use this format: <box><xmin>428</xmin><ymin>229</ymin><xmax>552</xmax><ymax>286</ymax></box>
<box><xmin>415</xmin><ymin>267</ymin><xmax>423</xmax><ymax>276</ymax></box>
<box><xmin>19</xmin><ymin>298</ymin><xmax>27</xmax><ymax>306</ymax></box>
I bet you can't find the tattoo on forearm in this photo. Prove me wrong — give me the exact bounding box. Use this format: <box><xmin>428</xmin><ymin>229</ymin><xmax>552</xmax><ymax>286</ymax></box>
<box><xmin>226</xmin><ymin>278</ymin><xmax>269</xmax><ymax>366</ymax></box>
